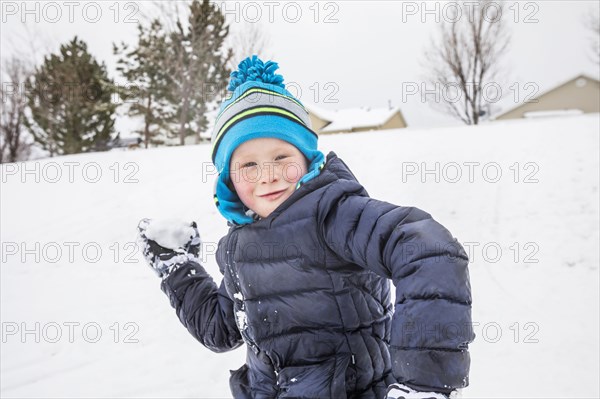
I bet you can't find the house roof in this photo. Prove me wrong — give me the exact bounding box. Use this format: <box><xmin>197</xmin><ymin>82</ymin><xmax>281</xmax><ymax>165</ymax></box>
<box><xmin>492</xmin><ymin>73</ymin><xmax>600</xmax><ymax>120</ymax></box>
<box><xmin>307</xmin><ymin>104</ymin><xmax>402</xmax><ymax>133</ymax></box>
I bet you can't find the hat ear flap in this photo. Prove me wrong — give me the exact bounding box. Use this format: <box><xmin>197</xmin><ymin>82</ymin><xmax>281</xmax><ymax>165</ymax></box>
<box><xmin>226</xmin><ymin>179</ymin><xmax>236</xmax><ymax>192</ymax></box>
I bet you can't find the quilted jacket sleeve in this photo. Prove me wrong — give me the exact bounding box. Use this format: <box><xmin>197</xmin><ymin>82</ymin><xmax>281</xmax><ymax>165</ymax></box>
<box><xmin>160</xmin><ymin>259</ymin><xmax>243</xmax><ymax>353</ymax></box>
<box><xmin>318</xmin><ymin>180</ymin><xmax>475</xmax><ymax>393</ymax></box>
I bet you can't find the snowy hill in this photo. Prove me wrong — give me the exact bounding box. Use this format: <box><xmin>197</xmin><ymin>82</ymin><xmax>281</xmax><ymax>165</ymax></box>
<box><xmin>1</xmin><ymin>114</ymin><xmax>599</xmax><ymax>398</ymax></box>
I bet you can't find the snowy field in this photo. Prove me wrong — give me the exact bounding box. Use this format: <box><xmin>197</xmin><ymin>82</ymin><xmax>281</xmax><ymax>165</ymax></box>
<box><xmin>1</xmin><ymin>114</ymin><xmax>599</xmax><ymax>398</ymax></box>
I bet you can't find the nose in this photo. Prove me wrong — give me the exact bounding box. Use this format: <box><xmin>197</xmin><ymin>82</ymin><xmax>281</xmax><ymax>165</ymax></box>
<box><xmin>259</xmin><ymin>161</ymin><xmax>281</xmax><ymax>184</ymax></box>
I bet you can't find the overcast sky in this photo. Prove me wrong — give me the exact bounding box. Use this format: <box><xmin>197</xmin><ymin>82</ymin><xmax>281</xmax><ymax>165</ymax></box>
<box><xmin>1</xmin><ymin>0</ymin><xmax>598</xmax><ymax>131</ymax></box>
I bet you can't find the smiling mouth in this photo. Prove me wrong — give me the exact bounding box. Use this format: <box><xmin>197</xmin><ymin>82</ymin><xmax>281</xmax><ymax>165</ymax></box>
<box><xmin>259</xmin><ymin>189</ymin><xmax>287</xmax><ymax>200</ymax></box>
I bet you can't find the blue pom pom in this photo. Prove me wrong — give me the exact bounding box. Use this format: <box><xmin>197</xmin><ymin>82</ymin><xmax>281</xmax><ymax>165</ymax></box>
<box><xmin>228</xmin><ymin>55</ymin><xmax>285</xmax><ymax>91</ymax></box>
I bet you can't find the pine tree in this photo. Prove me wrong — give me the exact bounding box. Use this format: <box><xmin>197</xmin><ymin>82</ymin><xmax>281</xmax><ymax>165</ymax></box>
<box><xmin>24</xmin><ymin>37</ymin><xmax>117</xmax><ymax>156</ymax></box>
<box><xmin>114</xmin><ymin>19</ymin><xmax>173</xmax><ymax>148</ymax></box>
<box><xmin>166</xmin><ymin>0</ymin><xmax>232</xmax><ymax>145</ymax></box>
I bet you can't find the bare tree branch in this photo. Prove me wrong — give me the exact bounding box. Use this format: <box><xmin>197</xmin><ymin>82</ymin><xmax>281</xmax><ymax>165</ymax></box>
<box><xmin>1</xmin><ymin>57</ymin><xmax>33</xmax><ymax>163</ymax></box>
<box><xmin>226</xmin><ymin>21</ymin><xmax>273</xmax><ymax>69</ymax></box>
<box><xmin>584</xmin><ymin>7</ymin><xmax>600</xmax><ymax>66</ymax></box>
<box><xmin>421</xmin><ymin>1</ymin><xmax>511</xmax><ymax>124</ymax></box>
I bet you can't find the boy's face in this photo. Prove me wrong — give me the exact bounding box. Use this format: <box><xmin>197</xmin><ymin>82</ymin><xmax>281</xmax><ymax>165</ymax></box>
<box><xmin>230</xmin><ymin>137</ymin><xmax>308</xmax><ymax>218</ymax></box>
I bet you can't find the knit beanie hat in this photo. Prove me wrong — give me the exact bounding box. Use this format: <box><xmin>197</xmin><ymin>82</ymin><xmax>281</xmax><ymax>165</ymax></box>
<box><xmin>211</xmin><ymin>55</ymin><xmax>325</xmax><ymax>225</ymax></box>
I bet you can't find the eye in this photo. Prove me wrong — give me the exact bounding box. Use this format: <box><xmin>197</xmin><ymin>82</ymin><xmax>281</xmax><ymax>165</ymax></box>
<box><xmin>241</xmin><ymin>161</ymin><xmax>257</xmax><ymax>168</ymax></box>
<box><xmin>275</xmin><ymin>155</ymin><xmax>288</xmax><ymax>161</ymax></box>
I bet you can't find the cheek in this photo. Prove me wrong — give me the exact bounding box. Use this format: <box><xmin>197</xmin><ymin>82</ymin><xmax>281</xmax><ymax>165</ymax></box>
<box><xmin>283</xmin><ymin>161</ymin><xmax>308</xmax><ymax>182</ymax></box>
<box><xmin>232</xmin><ymin>179</ymin><xmax>255</xmax><ymax>206</ymax></box>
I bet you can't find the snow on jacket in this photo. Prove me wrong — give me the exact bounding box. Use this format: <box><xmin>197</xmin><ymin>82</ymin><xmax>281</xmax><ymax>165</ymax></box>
<box><xmin>160</xmin><ymin>152</ymin><xmax>475</xmax><ymax>398</ymax></box>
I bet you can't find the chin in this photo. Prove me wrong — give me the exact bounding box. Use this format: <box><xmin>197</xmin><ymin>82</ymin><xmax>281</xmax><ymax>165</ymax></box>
<box><xmin>258</xmin><ymin>206</ymin><xmax>277</xmax><ymax>218</ymax></box>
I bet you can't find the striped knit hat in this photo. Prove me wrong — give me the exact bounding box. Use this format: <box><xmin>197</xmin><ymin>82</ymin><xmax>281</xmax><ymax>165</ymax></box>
<box><xmin>211</xmin><ymin>55</ymin><xmax>325</xmax><ymax>225</ymax></box>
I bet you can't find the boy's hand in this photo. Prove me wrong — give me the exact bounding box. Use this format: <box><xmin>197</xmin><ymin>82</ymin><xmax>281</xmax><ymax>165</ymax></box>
<box><xmin>137</xmin><ymin>218</ymin><xmax>201</xmax><ymax>278</ymax></box>
<box><xmin>386</xmin><ymin>384</ymin><xmax>457</xmax><ymax>399</ymax></box>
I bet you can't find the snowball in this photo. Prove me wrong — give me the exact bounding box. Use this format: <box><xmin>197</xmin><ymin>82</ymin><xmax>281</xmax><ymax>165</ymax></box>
<box><xmin>144</xmin><ymin>218</ymin><xmax>196</xmax><ymax>250</ymax></box>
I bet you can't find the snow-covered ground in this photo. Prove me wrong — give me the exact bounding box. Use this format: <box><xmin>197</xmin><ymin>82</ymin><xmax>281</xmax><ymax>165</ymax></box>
<box><xmin>1</xmin><ymin>113</ymin><xmax>598</xmax><ymax>398</ymax></box>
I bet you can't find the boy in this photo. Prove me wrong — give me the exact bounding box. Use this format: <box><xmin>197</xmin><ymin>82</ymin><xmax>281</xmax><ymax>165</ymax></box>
<box><xmin>137</xmin><ymin>56</ymin><xmax>474</xmax><ymax>398</ymax></box>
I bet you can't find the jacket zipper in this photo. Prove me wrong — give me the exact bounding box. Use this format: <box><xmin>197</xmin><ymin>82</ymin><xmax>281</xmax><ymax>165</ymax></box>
<box><xmin>226</xmin><ymin>226</ymin><xmax>260</xmax><ymax>354</ymax></box>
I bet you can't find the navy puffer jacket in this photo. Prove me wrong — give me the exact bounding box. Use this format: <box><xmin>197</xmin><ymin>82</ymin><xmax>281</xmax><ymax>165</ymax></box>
<box><xmin>161</xmin><ymin>152</ymin><xmax>474</xmax><ymax>398</ymax></box>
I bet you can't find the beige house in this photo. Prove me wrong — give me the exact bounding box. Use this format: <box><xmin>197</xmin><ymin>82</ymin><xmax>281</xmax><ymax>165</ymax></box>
<box><xmin>307</xmin><ymin>106</ymin><xmax>408</xmax><ymax>134</ymax></box>
<box><xmin>494</xmin><ymin>74</ymin><xmax>600</xmax><ymax>120</ymax></box>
